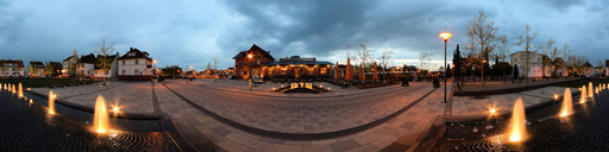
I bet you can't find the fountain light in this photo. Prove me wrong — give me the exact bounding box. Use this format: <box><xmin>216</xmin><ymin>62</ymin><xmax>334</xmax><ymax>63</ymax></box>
<box><xmin>0</xmin><ymin>83</ymin><xmax>3</xmax><ymax>90</ymax></box>
<box><xmin>508</xmin><ymin>98</ymin><xmax>527</xmax><ymax>142</ymax></box>
<box><xmin>580</xmin><ymin>85</ymin><xmax>587</xmax><ymax>104</ymax></box>
<box><xmin>93</xmin><ymin>95</ymin><xmax>110</xmax><ymax>134</ymax></box>
<box><xmin>272</xmin><ymin>87</ymin><xmax>277</xmax><ymax>91</ymax></box>
<box><xmin>588</xmin><ymin>82</ymin><xmax>593</xmax><ymax>97</ymax></box>
<box><xmin>112</xmin><ymin>106</ymin><xmax>120</xmax><ymax>113</ymax></box>
<box><xmin>489</xmin><ymin>107</ymin><xmax>497</xmax><ymax>115</ymax></box>
<box><xmin>18</xmin><ymin>83</ymin><xmax>23</xmax><ymax>98</ymax></box>
<box><xmin>553</xmin><ymin>94</ymin><xmax>559</xmax><ymax>101</ymax></box>
<box><xmin>559</xmin><ymin>88</ymin><xmax>573</xmax><ymax>118</ymax></box>
<box><xmin>11</xmin><ymin>84</ymin><xmax>16</xmax><ymax>94</ymax></box>
<box><xmin>48</xmin><ymin>90</ymin><xmax>56</xmax><ymax>115</ymax></box>
<box><xmin>327</xmin><ymin>87</ymin><xmax>332</xmax><ymax>91</ymax></box>
<box><xmin>29</xmin><ymin>99</ymin><xmax>33</xmax><ymax>104</ymax></box>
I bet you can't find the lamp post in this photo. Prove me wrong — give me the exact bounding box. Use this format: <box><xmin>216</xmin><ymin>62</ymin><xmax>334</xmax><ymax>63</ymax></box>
<box><xmin>247</xmin><ymin>52</ymin><xmax>254</xmax><ymax>91</ymax></box>
<box><xmin>440</xmin><ymin>32</ymin><xmax>452</xmax><ymax>104</ymax></box>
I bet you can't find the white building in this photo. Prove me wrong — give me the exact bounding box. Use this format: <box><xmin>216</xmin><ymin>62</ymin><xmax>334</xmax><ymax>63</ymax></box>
<box><xmin>118</xmin><ymin>48</ymin><xmax>155</xmax><ymax>81</ymax></box>
<box><xmin>62</xmin><ymin>55</ymin><xmax>79</xmax><ymax>77</ymax></box>
<box><xmin>28</xmin><ymin>61</ymin><xmax>45</xmax><ymax>78</ymax></box>
<box><xmin>510</xmin><ymin>51</ymin><xmax>544</xmax><ymax>78</ymax></box>
<box><xmin>0</xmin><ymin>60</ymin><xmax>25</xmax><ymax>77</ymax></box>
<box><xmin>93</xmin><ymin>53</ymin><xmax>120</xmax><ymax>79</ymax></box>
<box><xmin>75</xmin><ymin>53</ymin><xmax>96</xmax><ymax>78</ymax></box>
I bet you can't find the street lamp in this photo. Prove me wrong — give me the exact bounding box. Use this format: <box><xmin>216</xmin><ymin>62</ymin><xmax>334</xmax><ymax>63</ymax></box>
<box><xmin>439</xmin><ymin>32</ymin><xmax>452</xmax><ymax>104</ymax></box>
<box><xmin>247</xmin><ymin>52</ymin><xmax>254</xmax><ymax>91</ymax></box>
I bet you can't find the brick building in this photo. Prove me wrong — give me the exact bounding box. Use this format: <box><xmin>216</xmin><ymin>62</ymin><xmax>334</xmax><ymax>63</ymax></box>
<box><xmin>233</xmin><ymin>44</ymin><xmax>275</xmax><ymax>79</ymax></box>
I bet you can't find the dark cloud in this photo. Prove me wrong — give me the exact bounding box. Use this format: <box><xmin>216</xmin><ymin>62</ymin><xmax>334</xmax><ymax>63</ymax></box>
<box><xmin>1</xmin><ymin>0</ymin><xmax>608</xmax><ymax>69</ymax></box>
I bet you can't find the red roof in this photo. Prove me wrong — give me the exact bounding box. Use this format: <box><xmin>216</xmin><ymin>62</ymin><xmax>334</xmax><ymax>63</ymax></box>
<box><xmin>0</xmin><ymin>60</ymin><xmax>24</xmax><ymax>67</ymax></box>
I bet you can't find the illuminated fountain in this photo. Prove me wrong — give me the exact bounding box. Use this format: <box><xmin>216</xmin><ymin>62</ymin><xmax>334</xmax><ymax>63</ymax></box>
<box><xmin>588</xmin><ymin>82</ymin><xmax>593</xmax><ymax>98</ymax></box>
<box><xmin>18</xmin><ymin>83</ymin><xmax>23</xmax><ymax>98</ymax></box>
<box><xmin>559</xmin><ymin>88</ymin><xmax>573</xmax><ymax>117</ymax></box>
<box><xmin>508</xmin><ymin>98</ymin><xmax>527</xmax><ymax>142</ymax></box>
<box><xmin>11</xmin><ymin>84</ymin><xmax>16</xmax><ymax>94</ymax></box>
<box><xmin>93</xmin><ymin>95</ymin><xmax>110</xmax><ymax>134</ymax></box>
<box><xmin>580</xmin><ymin>85</ymin><xmax>587</xmax><ymax>104</ymax></box>
<box><xmin>48</xmin><ymin>90</ymin><xmax>56</xmax><ymax>115</ymax></box>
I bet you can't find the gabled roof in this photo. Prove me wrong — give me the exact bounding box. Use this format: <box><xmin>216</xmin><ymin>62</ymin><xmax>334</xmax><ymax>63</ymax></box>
<box><xmin>119</xmin><ymin>47</ymin><xmax>152</xmax><ymax>61</ymax></box>
<box><xmin>46</xmin><ymin>62</ymin><xmax>62</xmax><ymax>68</ymax></box>
<box><xmin>80</xmin><ymin>53</ymin><xmax>97</xmax><ymax>64</ymax></box>
<box><xmin>0</xmin><ymin>60</ymin><xmax>24</xmax><ymax>67</ymax></box>
<box><xmin>63</xmin><ymin>55</ymin><xmax>78</xmax><ymax>62</ymax></box>
<box><xmin>29</xmin><ymin>61</ymin><xmax>44</xmax><ymax>67</ymax></box>
<box><xmin>233</xmin><ymin>44</ymin><xmax>275</xmax><ymax>60</ymax></box>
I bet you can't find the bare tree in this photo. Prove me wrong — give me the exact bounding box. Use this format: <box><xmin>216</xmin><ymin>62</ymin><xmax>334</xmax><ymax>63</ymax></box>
<box><xmin>94</xmin><ymin>38</ymin><xmax>115</xmax><ymax>83</ymax></box>
<box><xmin>379</xmin><ymin>49</ymin><xmax>391</xmax><ymax>71</ymax></box>
<box><xmin>467</xmin><ymin>10</ymin><xmax>497</xmax><ymax>81</ymax></box>
<box><xmin>418</xmin><ymin>51</ymin><xmax>430</xmax><ymax>70</ymax></box>
<box><xmin>357</xmin><ymin>42</ymin><xmax>372</xmax><ymax>69</ymax></box>
<box><xmin>544</xmin><ymin>38</ymin><xmax>559</xmax><ymax>60</ymax></box>
<box><xmin>516</xmin><ymin>24</ymin><xmax>538</xmax><ymax>84</ymax></box>
<box><xmin>560</xmin><ymin>43</ymin><xmax>571</xmax><ymax>60</ymax></box>
<box><xmin>495</xmin><ymin>35</ymin><xmax>510</xmax><ymax>62</ymax></box>
<box><xmin>213</xmin><ymin>58</ymin><xmax>218</xmax><ymax>70</ymax></box>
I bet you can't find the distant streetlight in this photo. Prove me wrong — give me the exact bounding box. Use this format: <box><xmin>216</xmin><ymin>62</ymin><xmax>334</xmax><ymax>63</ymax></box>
<box><xmin>439</xmin><ymin>32</ymin><xmax>452</xmax><ymax>104</ymax></box>
<box><xmin>247</xmin><ymin>52</ymin><xmax>254</xmax><ymax>91</ymax></box>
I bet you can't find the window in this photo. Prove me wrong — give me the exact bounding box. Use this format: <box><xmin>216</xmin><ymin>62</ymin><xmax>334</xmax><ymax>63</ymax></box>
<box><xmin>122</xmin><ymin>70</ymin><xmax>125</xmax><ymax>75</ymax></box>
<box><xmin>135</xmin><ymin>70</ymin><xmax>139</xmax><ymax>75</ymax></box>
<box><xmin>135</xmin><ymin>59</ymin><xmax>139</xmax><ymax>64</ymax></box>
<box><xmin>122</xmin><ymin>61</ymin><xmax>125</xmax><ymax>65</ymax></box>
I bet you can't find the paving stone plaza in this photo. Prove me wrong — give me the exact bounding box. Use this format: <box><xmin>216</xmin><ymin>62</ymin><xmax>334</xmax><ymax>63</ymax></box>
<box><xmin>25</xmin><ymin>79</ymin><xmax>578</xmax><ymax>152</ymax></box>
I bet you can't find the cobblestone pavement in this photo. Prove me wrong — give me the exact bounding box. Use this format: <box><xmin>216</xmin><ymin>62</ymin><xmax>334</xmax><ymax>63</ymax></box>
<box><xmin>188</xmin><ymin>79</ymin><xmax>405</xmax><ymax>98</ymax></box>
<box><xmin>31</xmin><ymin>82</ymin><xmax>155</xmax><ymax>114</ymax></box>
<box><xmin>163</xmin><ymin>80</ymin><xmax>432</xmax><ymax>134</ymax></box>
<box><xmin>449</xmin><ymin>86</ymin><xmax>577</xmax><ymax>118</ymax></box>
<box><xmin>157</xmin><ymin>80</ymin><xmax>448</xmax><ymax>152</ymax></box>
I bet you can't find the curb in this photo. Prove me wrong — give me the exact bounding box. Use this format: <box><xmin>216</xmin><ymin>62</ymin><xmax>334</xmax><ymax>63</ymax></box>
<box><xmin>164</xmin><ymin>82</ymin><xmax>437</xmax><ymax>140</ymax></box>
<box><xmin>26</xmin><ymin>90</ymin><xmax>162</xmax><ymax>120</ymax></box>
<box><xmin>454</xmin><ymin>78</ymin><xmax>581</xmax><ymax>96</ymax></box>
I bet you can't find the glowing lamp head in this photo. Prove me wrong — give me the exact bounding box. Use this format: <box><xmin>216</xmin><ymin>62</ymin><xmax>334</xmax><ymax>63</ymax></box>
<box><xmin>560</xmin><ymin>112</ymin><xmax>568</xmax><ymax>117</ymax></box>
<box><xmin>247</xmin><ymin>53</ymin><xmax>254</xmax><ymax>59</ymax></box>
<box><xmin>112</xmin><ymin>107</ymin><xmax>119</xmax><ymax>113</ymax></box>
<box><xmin>509</xmin><ymin>134</ymin><xmax>522</xmax><ymax>142</ymax></box>
<box><xmin>152</xmin><ymin>60</ymin><xmax>157</xmax><ymax>64</ymax></box>
<box><xmin>489</xmin><ymin>108</ymin><xmax>496</xmax><ymax>115</ymax></box>
<box><xmin>97</xmin><ymin>129</ymin><xmax>106</xmax><ymax>134</ymax></box>
<box><xmin>553</xmin><ymin>94</ymin><xmax>559</xmax><ymax>101</ymax></box>
<box><xmin>439</xmin><ymin>32</ymin><xmax>452</xmax><ymax>41</ymax></box>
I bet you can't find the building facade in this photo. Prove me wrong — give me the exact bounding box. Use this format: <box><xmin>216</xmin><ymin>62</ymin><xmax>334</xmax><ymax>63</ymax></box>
<box><xmin>62</xmin><ymin>55</ymin><xmax>79</xmax><ymax>77</ymax></box>
<box><xmin>510</xmin><ymin>51</ymin><xmax>544</xmax><ymax>78</ymax></box>
<box><xmin>75</xmin><ymin>53</ymin><xmax>96</xmax><ymax>78</ymax></box>
<box><xmin>0</xmin><ymin>60</ymin><xmax>25</xmax><ymax>77</ymax></box>
<box><xmin>45</xmin><ymin>62</ymin><xmax>63</xmax><ymax>77</ymax></box>
<box><xmin>28</xmin><ymin>61</ymin><xmax>45</xmax><ymax>77</ymax></box>
<box><xmin>118</xmin><ymin>48</ymin><xmax>154</xmax><ymax>81</ymax></box>
<box><xmin>94</xmin><ymin>53</ymin><xmax>120</xmax><ymax>79</ymax></box>
<box><xmin>262</xmin><ymin>56</ymin><xmax>333</xmax><ymax>80</ymax></box>
<box><xmin>233</xmin><ymin>44</ymin><xmax>275</xmax><ymax>79</ymax></box>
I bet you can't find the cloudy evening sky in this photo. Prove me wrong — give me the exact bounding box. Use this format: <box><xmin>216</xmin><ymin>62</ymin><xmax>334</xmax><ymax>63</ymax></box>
<box><xmin>1</xmin><ymin>0</ymin><xmax>608</xmax><ymax>70</ymax></box>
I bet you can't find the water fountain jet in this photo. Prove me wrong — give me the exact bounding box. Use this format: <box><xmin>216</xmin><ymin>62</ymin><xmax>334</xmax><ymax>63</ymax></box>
<box><xmin>588</xmin><ymin>82</ymin><xmax>593</xmax><ymax>97</ymax></box>
<box><xmin>559</xmin><ymin>88</ymin><xmax>573</xmax><ymax>117</ymax></box>
<box><xmin>580</xmin><ymin>86</ymin><xmax>587</xmax><ymax>104</ymax></box>
<box><xmin>93</xmin><ymin>95</ymin><xmax>110</xmax><ymax>134</ymax></box>
<box><xmin>11</xmin><ymin>84</ymin><xmax>16</xmax><ymax>94</ymax></box>
<box><xmin>508</xmin><ymin>98</ymin><xmax>527</xmax><ymax>142</ymax></box>
<box><xmin>48</xmin><ymin>90</ymin><xmax>56</xmax><ymax>115</ymax></box>
<box><xmin>18</xmin><ymin>83</ymin><xmax>23</xmax><ymax>98</ymax></box>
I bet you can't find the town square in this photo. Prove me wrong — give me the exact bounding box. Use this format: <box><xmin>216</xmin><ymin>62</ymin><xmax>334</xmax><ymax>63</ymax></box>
<box><xmin>2</xmin><ymin>1</ymin><xmax>609</xmax><ymax>152</ymax></box>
